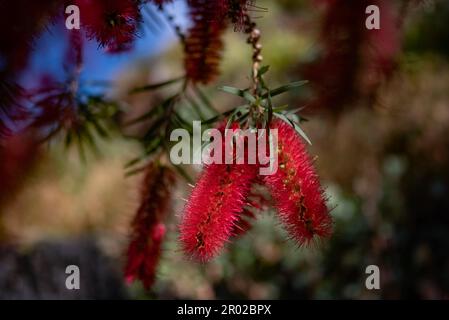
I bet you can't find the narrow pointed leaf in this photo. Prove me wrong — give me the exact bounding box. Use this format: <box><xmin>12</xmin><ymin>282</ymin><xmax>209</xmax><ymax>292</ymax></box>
<box><xmin>261</xmin><ymin>80</ymin><xmax>308</xmax><ymax>99</ymax></box>
<box><xmin>130</xmin><ymin>76</ymin><xmax>184</xmax><ymax>94</ymax></box>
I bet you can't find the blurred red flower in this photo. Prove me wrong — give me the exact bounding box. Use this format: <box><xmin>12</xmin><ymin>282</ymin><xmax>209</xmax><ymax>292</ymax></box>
<box><xmin>124</xmin><ymin>162</ymin><xmax>176</xmax><ymax>289</ymax></box>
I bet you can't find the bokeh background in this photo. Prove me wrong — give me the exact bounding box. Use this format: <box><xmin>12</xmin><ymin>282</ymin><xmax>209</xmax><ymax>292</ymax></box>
<box><xmin>1</xmin><ymin>0</ymin><xmax>449</xmax><ymax>299</ymax></box>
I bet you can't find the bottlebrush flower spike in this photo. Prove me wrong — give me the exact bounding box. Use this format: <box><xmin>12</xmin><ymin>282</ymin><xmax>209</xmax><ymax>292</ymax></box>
<box><xmin>222</xmin><ymin>0</ymin><xmax>257</xmax><ymax>32</ymax></box>
<box><xmin>124</xmin><ymin>162</ymin><xmax>175</xmax><ymax>290</ymax></box>
<box><xmin>180</xmin><ymin>162</ymin><xmax>258</xmax><ymax>261</ymax></box>
<box><xmin>76</xmin><ymin>0</ymin><xmax>141</xmax><ymax>53</ymax></box>
<box><xmin>263</xmin><ymin>119</ymin><xmax>332</xmax><ymax>245</ymax></box>
<box><xmin>0</xmin><ymin>1</ymin><xmax>60</xmax><ymax>139</ymax></box>
<box><xmin>231</xmin><ymin>207</ymin><xmax>256</xmax><ymax>237</ymax></box>
<box><xmin>306</xmin><ymin>0</ymin><xmax>401</xmax><ymax>114</ymax></box>
<box><xmin>231</xmin><ymin>181</ymin><xmax>269</xmax><ymax>237</ymax></box>
<box><xmin>180</xmin><ymin>122</ymin><xmax>259</xmax><ymax>261</ymax></box>
<box><xmin>0</xmin><ymin>1</ymin><xmax>60</xmax><ymax>75</ymax></box>
<box><xmin>184</xmin><ymin>0</ymin><xmax>227</xmax><ymax>84</ymax></box>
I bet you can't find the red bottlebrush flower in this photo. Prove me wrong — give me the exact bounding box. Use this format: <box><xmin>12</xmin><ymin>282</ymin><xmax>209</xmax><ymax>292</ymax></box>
<box><xmin>0</xmin><ymin>0</ymin><xmax>60</xmax><ymax>75</ymax></box>
<box><xmin>124</xmin><ymin>162</ymin><xmax>176</xmax><ymax>290</ymax></box>
<box><xmin>263</xmin><ymin>120</ymin><xmax>332</xmax><ymax>245</ymax></box>
<box><xmin>305</xmin><ymin>0</ymin><xmax>401</xmax><ymax>114</ymax></box>
<box><xmin>360</xmin><ymin>0</ymin><xmax>401</xmax><ymax>98</ymax></box>
<box><xmin>228</xmin><ymin>168</ymin><xmax>270</xmax><ymax>238</ymax></box>
<box><xmin>180</xmin><ymin>121</ymin><xmax>259</xmax><ymax>261</ymax></box>
<box><xmin>222</xmin><ymin>0</ymin><xmax>257</xmax><ymax>32</ymax></box>
<box><xmin>230</xmin><ymin>184</ymin><xmax>269</xmax><ymax>237</ymax></box>
<box><xmin>76</xmin><ymin>0</ymin><xmax>141</xmax><ymax>53</ymax></box>
<box><xmin>231</xmin><ymin>207</ymin><xmax>256</xmax><ymax>237</ymax></box>
<box><xmin>180</xmin><ymin>162</ymin><xmax>258</xmax><ymax>261</ymax></box>
<box><xmin>184</xmin><ymin>0</ymin><xmax>227</xmax><ymax>84</ymax></box>
<box><xmin>183</xmin><ymin>0</ymin><xmax>258</xmax><ymax>83</ymax></box>
<box><xmin>304</xmin><ymin>0</ymin><xmax>366</xmax><ymax>113</ymax></box>
<box><xmin>0</xmin><ymin>1</ymin><xmax>60</xmax><ymax>139</ymax></box>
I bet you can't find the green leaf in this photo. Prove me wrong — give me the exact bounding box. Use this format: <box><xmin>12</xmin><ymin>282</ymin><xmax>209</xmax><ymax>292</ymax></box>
<box><xmin>266</xmin><ymin>90</ymin><xmax>274</xmax><ymax>126</ymax></box>
<box><xmin>90</xmin><ymin>119</ymin><xmax>109</xmax><ymax>138</ymax></box>
<box><xmin>124</xmin><ymin>140</ymin><xmax>162</xmax><ymax>173</ymax></box>
<box><xmin>261</xmin><ymin>80</ymin><xmax>308</xmax><ymax>99</ymax></box>
<box><xmin>191</xmin><ymin>85</ymin><xmax>219</xmax><ymax>115</ymax></box>
<box><xmin>64</xmin><ymin>130</ymin><xmax>72</xmax><ymax>147</ymax></box>
<box><xmin>124</xmin><ymin>156</ymin><xmax>144</xmax><ymax>169</ymax></box>
<box><xmin>243</xmin><ymin>90</ymin><xmax>256</xmax><ymax>104</ymax></box>
<box><xmin>201</xmin><ymin>106</ymin><xmax>245</xmax><ymax>126</ymax></box>
<box><xmin>286</xmin><ymin>106</ymin><xmax>306</xmax><ymax>115</ymax></box>
<box><xmin>142</xmin><ymin>117</ymin><xmax>165</xmax><ymax>142</ymax></box>
<box><xmin>124</xmin><ymin>104</ymin><xmax>162</xmax><ymax>127</ymax></box>
<box><xmin>172</xmin><ymin>112</ymin><xmax>193</xmax><ymax>133</ymax></box>
<box><xmin>184</xmin><ymin>93</ymin><xmax>206</xmax><ymax>121</ymax></box>
<box><xmin>258</xmin><ymin>65</ymin><xmax>270</xmax><ymax>76</ymax></box>
<box><xmin>130</xmin><ymin>76</ymin><xmax>184</xmax><ymax>94</ymax></box>
<box><xmin>81</xmin><ymin>126</ymin><xmax>99</xmax><ymax>154</ymax></box>
<box><xmin>218</xmin><ymin>86</ymin><xmax>256</xmax><ymax>103</ymax></box>
<box><xmin>144</xmin><ymin>136</ymin><xmax>162</xmax><ymax>155</ymax></box>
<box><xmin>273</xmin><ymin>112</ymin><xmax>312</xmax><ymax>145</ymax></box>
<box><xmin>271</xmin><ymin>104</ymin><xmax>289</xmax><ymax>112</ymax></box>
<box><xmin>218</xmin><ymin>85</ymin><xmax>244</xmax><ymax>96</ymax></box>
<box><xmin>201</xmin><ymin>114</ymin><xmax>222</xmax><ymax>125</ymax></box>
<box><xmin>125</xmin><ymin>94</ymin><xmax>178</xmax><ymax>127</ymax></box>
<box><xmin>74</xmin><ymin>130</ymin><xmax>87</xmax><ymax>163</ymax></box>
<box><xmin>125</xmin><ymin>165</ymin><xmax>147</xmax><ymax>177</ymax></box>
<box><xmin>292</xmin><ymin>121</ymin><xmax>312</xmax><ymax>146</ymax></box>
<box><xmin>226</xmin><ymin>105</ymin><xmax>249</xmax><ymax>129</ymax></box>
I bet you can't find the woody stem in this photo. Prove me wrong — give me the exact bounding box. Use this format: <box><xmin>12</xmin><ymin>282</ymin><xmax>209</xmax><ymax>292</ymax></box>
<box><xmin>243</xmin><ymin>14</ymin><xmax>262</xmax><ymax>97</ymax></box>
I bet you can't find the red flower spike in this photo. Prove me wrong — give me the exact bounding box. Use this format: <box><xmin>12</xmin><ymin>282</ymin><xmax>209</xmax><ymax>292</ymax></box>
<box><xmin>263</xmin><ymin>120</ymin><xmax>332</xmax><ymax>245</ymax></box>
<box><xmin>0</xmin><ymin>1</ymin><xmax>60</xmax><ymax>75</ymax></box>
<box><xmin>231</xmin><ymin>182</ymin><xmax>270</xmax><ymax>238</ymax></box>
<box><xmin>0</xmin><ymin>1</ymin><xmax>60</xmax><ymax>139</ymax></box>
<box><xmin>184</xmin><ymin>0</ymin><xmax>227</xmax><ymax>84</ymax></box>
<box><xmin>306</xmin><ymin>0</ymin><xmax>401</xmax><ymax>114</ymax></box>
<box><xmin>180</xmin><ymin>162</ymin><xmax>258</xmax><ymax>261</ymax></box>
<box><xmin>231</xmin><ymin>207</ymin><xmax>255</xmax><ymax>237</ymax></box>
<box><xmin>223</xmin><ymin>0</ymin><xmax>256</xmax><ymax>32</ymax></box>
<box><xmin>76</xmin><ymin>0</ymin><xmax>141</xmax><ymax>53</ymax></box>
<box><xmin>124</xmin><ymin>163</ymin><xmax>176</xmax><ymax>290</ymax></box>
<box><xmin>180</xmin><ymin>121</ymin><xmax>259</xmax><ymax>261</ymax></box>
